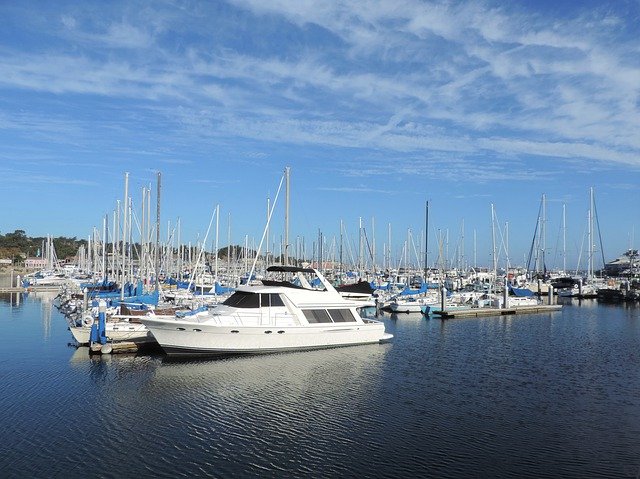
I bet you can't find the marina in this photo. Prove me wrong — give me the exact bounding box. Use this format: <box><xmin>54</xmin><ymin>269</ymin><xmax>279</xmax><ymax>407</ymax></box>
<box><xmin>2</xmin><ymin>2</ymin><xmax>640</xmax><ymax>477</ymax></box>
<box><xmin>1</xmin><ymin>291</ymin><xmax>639</xmax><ymax>478</ymax></box>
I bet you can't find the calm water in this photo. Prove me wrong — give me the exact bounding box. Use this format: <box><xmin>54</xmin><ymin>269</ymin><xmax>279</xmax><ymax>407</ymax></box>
<box><xmin>1</xmin><ymin>292</ymin><xmax>639</xmax><ymax>478</ymax></box>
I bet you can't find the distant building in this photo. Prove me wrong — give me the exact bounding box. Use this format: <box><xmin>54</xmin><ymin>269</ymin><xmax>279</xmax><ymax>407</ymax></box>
<box><xmin>0</xmin><ymin>258</ymin><xmax>12</xmax><ymax>265</ymax></box>
<box><xmin>25</xmin><ymin>257</ymin><xmax>47</xmax><ymax>269</ymax></box>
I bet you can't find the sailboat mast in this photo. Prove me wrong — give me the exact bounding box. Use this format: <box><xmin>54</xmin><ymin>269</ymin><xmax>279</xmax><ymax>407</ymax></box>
<box><xmin>562</xmin><ymin>203</ymin><xmax>566</xmax><ymax>273</ymax></box>
<box><xmin>284</xmin><ymin>166</ymin><xmax>290</xmax><ymax>266</ymax></box>
<box><xmin>587</xmin><ymin>187</ymin><xmax>593</xmax><ymax>279</ymax></box>
<box><xmin>491</xmin><ymin>203</ymin><xmax>497</xmax><ymax>283</ymax></box>
<box><xmin>215</xmin><ymin>204</ymin><xmax>220</xmax><ymax>284</ymax></box>
<box><xmin>541</xmin><ymin>193</ymin><xmax>546</xmax><ymax>274</ymax></box>
<box><xmin>424</xmin><ymin>200</ymin><xmax>429</xmax><ymax>279</ymax></box>
<box><xmin>155</xmin><ymin>172</ymin><xmax>161</xmax><ymax>292</ymax></box>
<box><xmin>102</xmin><ymin>215</ymin><xmax>107</xmax><ymax>281</ymax></box>
<box><xmin>121</xmin><ymin>172</ymin><xmax>129</xmax><ymax>301</ymax></box>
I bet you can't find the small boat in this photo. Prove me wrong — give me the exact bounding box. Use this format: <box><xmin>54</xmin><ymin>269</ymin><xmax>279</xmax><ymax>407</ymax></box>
<box><xmin>68</xmin><ymin>303</ymin><xmax>181</xmax><ymax>345</ymax></box>
<box><xmin>139</xmin><ymin>266</ymin><xmax>393</xmax><ymax>357</ymax></box>
<box><xmin>388</xmin><ymin>296</ymin><xmax>437</xmax><ymax>314</ymax></box>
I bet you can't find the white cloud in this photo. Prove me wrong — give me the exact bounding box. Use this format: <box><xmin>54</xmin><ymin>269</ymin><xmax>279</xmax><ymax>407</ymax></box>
<box><xmin>0</xmin><ymin>0</ymin><xmax>638</xmax><ymax>179</ymax></box>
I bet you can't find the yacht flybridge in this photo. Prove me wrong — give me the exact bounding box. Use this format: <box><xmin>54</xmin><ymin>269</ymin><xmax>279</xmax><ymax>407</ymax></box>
<box><xmin>139</xmin><ymin>266</ymin><xmax>393</xmax><ymax>356</ymax></box>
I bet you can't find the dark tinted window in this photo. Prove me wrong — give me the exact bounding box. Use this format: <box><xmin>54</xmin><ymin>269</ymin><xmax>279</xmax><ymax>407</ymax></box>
<box><xmin>270</xmin><ymin>294</ymin><xmax>285</xmax><ymax>307</ymax></box>
<box><xmin>222</xmin><ymin>291</ymin><xmax>260</xmax><ymax>308</ymax></box>
<box><xmin>328</xmin><ymin>309</ymin><xmax>355</xmax><ymax>322</ymax></box>
<box><xmin>260</xmin><ymin>293</ymin><xmax>285</xmax><ymax>307</ymax></box>
<box><xmin>303</xmin><ymin>309</ymin><xmax>332</xmax><ymax>323</ymax></box>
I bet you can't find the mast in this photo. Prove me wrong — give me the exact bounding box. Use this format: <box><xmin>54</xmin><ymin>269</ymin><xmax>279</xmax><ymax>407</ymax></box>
<box><xmin>562</xmin><ymin>203</ymin><xmax>566</xmax><ymax>273</ymax></box>
<box><xmin>388</xmin><ymin>222</ymin><xmax>392</xmax><ymax>272</ymax></box>
<box><xmin>177</xmin><ymin>217</ymin><xmax>181</xmax><ymax>282</ymax></box>
<box><xmin>215</xmin><ymin>205</ymin><xmax>219</xmax><ymax>285</ymax></box>
<box><xmin>227</xmin><ymin>213</ymin><xmax>231</xmax><ymax>282</ymax></box>
<box><xmin>284</xmin><ymin>166</ymin><xmax>290</xmax><ymax>266</ymax></box>
<box><xmin>339</xmin><ymin>219</ymin><xmax>343</xmax><ymax>276</ymax></box>
<box><xmin>541</xmin><ymin>193</ymin><xmax>546</xmax><ymax>275</ymax></box>
<box><xmin>371</xmin><ymin>216</ymin><xmax>376</xmax><ymax>274</ymax></box>
<box><xmin>115</xmin><ymin>200</ymin><xmax>120</xmax><ymax>285</ymax></box>
<box><xmin>102</xmin><ymin>215</ymin><xmax>107</xmax><ymax>281</ymax></box>
<box><xmin>147</xmin><ymin>183</ymin><xmax>151</xmax><ymax>283</ymax></box>
<box><xmin>266</xmin><ymin>196</ymin><xmax>270</xmax><ymax>266</ymax></box>
<box><xmin>121</xmin><ymin>172</ymin><xmax>129</xmax><ymax>300</ymax></box>
<box><xmin>141</xmin><ymin>187</ymin><xmax>146</xmax><ymax>283</ymax></box>
<box><xmin>588</xmin><ymin>187</ymin><xmax>593</xmax><ymax>280</ymax></box>
<box><xmin>424</xmin><ymin>200</ymin><xmax>429</xmax><ymax>279</ymax></box>
<box><xmin>358</xmin><ymin>217</ymin><xmax>363</xmax><ymax>274</ymax></box>
<box><xmin>155</xmin><ymin>172</ymin><xmax>161</xmax><ymax>292</ymax></box>
<box><xmin>491</xmin><ymin>203</ymin><xmax>497</xmax><ymax>284</ymax></box>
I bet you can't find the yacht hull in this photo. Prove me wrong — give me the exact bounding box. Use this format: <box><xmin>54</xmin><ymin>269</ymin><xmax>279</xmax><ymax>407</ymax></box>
<box><xmin>139</xmin><ymin>318</ymin><xmax>390</xmax><ymax>357</ymax></box>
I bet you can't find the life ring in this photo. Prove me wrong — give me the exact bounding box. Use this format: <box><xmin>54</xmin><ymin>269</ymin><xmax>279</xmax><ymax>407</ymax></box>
<box><xmin>82</xmin><ymin>315</ymin><xmax>94</xmax><ymax>326</ymax></box>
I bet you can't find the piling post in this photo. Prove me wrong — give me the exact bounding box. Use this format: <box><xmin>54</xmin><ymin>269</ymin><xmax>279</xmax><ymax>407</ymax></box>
<box><xmin>440</xmin><ymin>286</ymin><xmax>446</xmax><ymax>312</ymax></box>
<box><xmin>97</xmin><ymin>300</ymin><xmax>107</xmax><ymax>345</ymax></box>
<box><xmin>548</xmin><ymin>285</ymin><xmax>554</xmax><ymax>305</ymax></box>
<box><xmin>578</xmin><ymin>278</ymin><xmax>583</xmax><ymax>297</ymax></box>
<box><xmin>503</xmin><ymin>277</ymin><xmax>508</xmax><ymax>309</ymax></box>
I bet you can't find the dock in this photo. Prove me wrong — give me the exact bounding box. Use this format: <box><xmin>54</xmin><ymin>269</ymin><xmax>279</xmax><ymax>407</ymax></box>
<box><xmin>432</xmin><ymin>304</ymin><xmax>562</xmax><ymax>319</ymax></box>
<box><xmin>88</xmin><ymin>340</ymin><xmax>160</xmax><ymax>355</ymax></box>
<box><xmin>0</xmin><ymin>286</ymin><xmax>61</xmax><ymax>293</ymax></box>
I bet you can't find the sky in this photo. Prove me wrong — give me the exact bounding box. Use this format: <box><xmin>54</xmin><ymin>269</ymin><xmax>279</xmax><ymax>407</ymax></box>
<box><xmin>0</xmin><ymin>0</ymin><xmax>639</xmax><ymax>271</ymax></box>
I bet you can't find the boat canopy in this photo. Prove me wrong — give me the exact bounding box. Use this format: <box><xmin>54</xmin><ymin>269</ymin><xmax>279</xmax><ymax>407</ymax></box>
<box><xmin>398</xmin><ymin>282</ymin><xmax>428</xmax><ymax>296</ymax></box>
<box><xmin>509</xmin><ymin>286</ymin><xmax>535</xmax><ymax>297</ymax></box>
<box><xmin>335</xmin><ymin>280</ymin><xmax>374</xmax><ymax>295</ymax></box>
<box><xmin>266</xmin><ymin>265</ymin><xmax>316</xmax><ymax>274</ymax></box>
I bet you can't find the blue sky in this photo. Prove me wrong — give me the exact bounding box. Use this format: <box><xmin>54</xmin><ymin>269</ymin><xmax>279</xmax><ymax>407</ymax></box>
<box><xmin>1</xmin><ymin>0</ymin><xmax>639</xmax><ymax>271</ymax></box>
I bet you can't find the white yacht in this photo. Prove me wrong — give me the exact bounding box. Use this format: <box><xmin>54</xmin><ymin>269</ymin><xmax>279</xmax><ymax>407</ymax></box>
<box><xmin>139</xmin><ymin>266</ymin><xmax>393</xmax><ymax>356</ymax></box>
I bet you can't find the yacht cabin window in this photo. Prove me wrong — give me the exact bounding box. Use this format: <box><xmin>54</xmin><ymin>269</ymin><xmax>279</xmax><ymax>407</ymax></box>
<box><xmin>222</xmin><ymin>291</ymin><xmax>260</xmax><ymax>308</ymax></box>
<box><xmin>260</xmin><ymin>293</ymin><xmax>285</xmax><ymax>307</ymax></box>
<box><xmin>222</xmin><ymin>292</ymin><xmax>285</xmax><ymax>308</ymax></box>
<box><xmin>303</xmin><ymin>309</ymin><xmax>356</xmax><ymax>323</ymax></box>
<box><xmin>327</xmin><ymin>309</ymin><xmax>355</xmax><ymax>322</ymax></box>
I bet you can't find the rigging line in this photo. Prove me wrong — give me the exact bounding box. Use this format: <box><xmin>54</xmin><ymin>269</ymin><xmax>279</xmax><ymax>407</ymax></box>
<box><xmin>593</xmin><ymin>195</ymin><xmax>606</xmax><ymax>272</ymax></box>
<box><xmin>248</xmin><ymin>173</ymin><xmax>286</xmax><ymax>281</ymax></box>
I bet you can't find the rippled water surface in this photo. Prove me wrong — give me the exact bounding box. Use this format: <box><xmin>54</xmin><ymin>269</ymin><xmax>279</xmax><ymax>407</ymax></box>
<box><xmin>1</xmin><ymin>292</ymin><xmax>639</xmax><ymax>478</ymax></box>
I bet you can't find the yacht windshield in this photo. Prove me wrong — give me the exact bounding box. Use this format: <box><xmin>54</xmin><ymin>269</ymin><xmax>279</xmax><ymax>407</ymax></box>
<box><xmin>222</xmin><ymin>291</ymin><xmax>260</xmax><ymax>308</ymax></box>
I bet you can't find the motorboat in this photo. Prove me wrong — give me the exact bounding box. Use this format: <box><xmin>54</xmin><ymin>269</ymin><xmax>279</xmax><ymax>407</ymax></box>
<box><xmin>388</xmin><ymin>295</ymin><xmax>437</xmax><ymax>314</ymax></box>
<box><xmin>139</xmin><ymin>266</ymin><xmax>393</xmax><ymax>356</ymax></box>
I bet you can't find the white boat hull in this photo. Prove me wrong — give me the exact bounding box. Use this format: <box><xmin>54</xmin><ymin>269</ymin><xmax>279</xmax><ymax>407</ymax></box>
<box><xmin>70</xmin><ymin>322</ymin><xmax>154</xmax><ymax>345</ymax></box>
<box><xmin>389</xmin><ymin>303</ymin><xmax>424</xmax><ymax>313</ymax></box>
<box><xmin>139</xmin><ymin>317</ymin><xmax>390</xmax><ymax>356</ymax></box>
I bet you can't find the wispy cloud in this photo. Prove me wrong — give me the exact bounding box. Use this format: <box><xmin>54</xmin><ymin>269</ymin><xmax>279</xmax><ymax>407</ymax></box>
<box><xmin>0</xmin><ymin>0</ymin><xmax>638</xmax><ymax>179</ymax></box>
<box><xmin>0</xmin><ymin>168</ymin><xmax>98</xmax><ymax>187</ymax></box>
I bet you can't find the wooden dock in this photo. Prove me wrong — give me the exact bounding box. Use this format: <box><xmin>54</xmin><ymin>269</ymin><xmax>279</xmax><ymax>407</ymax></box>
<box><xmin>89</xmin><ymin>341</ymin><xmax>148</xmax><ymax>355</ymax></box>
<box><xmin>432</xmin><ymin>304</ymin><xmax>562</xmax><ymax>319</ymax></box>
<box><xmin>0</xmin><ymin>286</ymin><xmax>60</xmax><ymax>293</ymax></box>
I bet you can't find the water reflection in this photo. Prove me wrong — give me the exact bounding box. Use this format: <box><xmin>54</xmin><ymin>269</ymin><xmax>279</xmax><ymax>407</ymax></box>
<box><xmin>0</xmin><ymin>292</ymin><xmax>25</xmax><ymax>307</ymax></box>
<box><xmin>3</xmin><ymin>292</ymin><xmax>640</xmax><ymax>478</ymax></box>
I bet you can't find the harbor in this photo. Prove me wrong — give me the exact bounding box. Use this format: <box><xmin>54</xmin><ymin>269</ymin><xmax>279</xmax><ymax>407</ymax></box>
<box><xmin>2</xmin><ymin>291</ymin><xmax>639</xmax><ymax>478</ymax></box>
<box><xmin>2</xmin><ymin>1</ymin><xmax>640</xmax><ymax>477</ymax></box>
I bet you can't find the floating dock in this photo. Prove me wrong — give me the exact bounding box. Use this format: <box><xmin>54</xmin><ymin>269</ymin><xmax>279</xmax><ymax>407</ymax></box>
<box><xmin>432</xmin><ymin>304</ymin><xmax>562</xmax><ymax>319</ymax></box>
<box><xmin>0</xmin><ymin>286</ymin><xmax>60</xmax><ymax>293</ymax></box>
<box><xmin>88</xmin><ymin>341</ymin><xmax>153</xmax><ymax>355</ymax></box>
